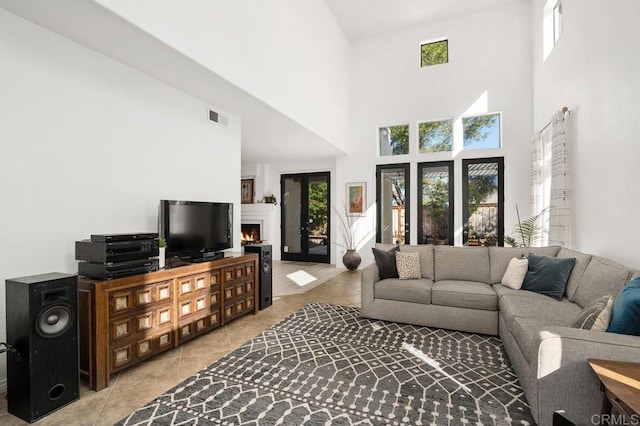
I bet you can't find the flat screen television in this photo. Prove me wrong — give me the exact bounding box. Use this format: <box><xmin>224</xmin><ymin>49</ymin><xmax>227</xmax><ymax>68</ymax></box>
<box><xmin>160</xmin><ymin>200</ymin><xmax>233</xmax><ymax>261</ymax></box>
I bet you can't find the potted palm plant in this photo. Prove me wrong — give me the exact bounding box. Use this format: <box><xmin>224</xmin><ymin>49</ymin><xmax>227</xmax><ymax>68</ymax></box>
<box><xmin>504</xmin><ymin>205</ymin><xmax>549</xmax><ymax>247</ymax></box>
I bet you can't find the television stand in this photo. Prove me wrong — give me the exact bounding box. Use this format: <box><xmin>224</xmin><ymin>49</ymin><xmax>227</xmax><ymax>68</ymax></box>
<box><xmin>77</xmin><ymin>252</ymin><xmax>258</xmax><ymax>390</ymax></box>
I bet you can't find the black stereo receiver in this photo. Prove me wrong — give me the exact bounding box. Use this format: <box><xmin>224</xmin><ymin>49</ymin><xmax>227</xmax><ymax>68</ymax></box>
<box><xmin>90</xmin><ymin>232</ymin><xmax>158</xmax><ymax>243</ymax></box>
<box><xmin>75</xmin><ymin>239</ymin><xmax>159</xmax><ymax>263</ymax></box>
<box><xmin>78</xmin><ymin>258</ymin><xmax>159</xmax><ymax>280</ymax></box>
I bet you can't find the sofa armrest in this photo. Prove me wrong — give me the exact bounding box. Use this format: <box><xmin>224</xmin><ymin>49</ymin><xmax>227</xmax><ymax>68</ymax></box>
<box><xmin>360</xmin><ymin>262</ymin><xmax>379</xmax><ymax>315</ymax></box>
<box><xmin>534</xmin><ymin>326</ymin><xmax>640</xmax><ymax>426</ymax></box>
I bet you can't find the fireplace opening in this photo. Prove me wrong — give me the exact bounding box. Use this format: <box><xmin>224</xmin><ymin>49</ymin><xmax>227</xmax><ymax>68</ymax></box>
<box><xmin>241</xmin><ymin>223</ymin><xmax>262</xmax><ymax>245</ymax></box>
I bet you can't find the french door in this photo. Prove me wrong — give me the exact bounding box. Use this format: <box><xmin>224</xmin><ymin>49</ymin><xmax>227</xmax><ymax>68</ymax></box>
<box><xmin>376</xmin><ymin>164</ymin><xmax>410</xmax><ymax>244</ymax></box>
<box><xmin>418</xmin><ymin>161</ymin><xmax>454</xmax><ymax>245</ymax></box>
<box><xmin>462</xmin><ymin>157</ymin><xmax>504</xmax><ymax>246</ymax></box>
<box><xmin>281</xmin><ymin>172</ymin><xmax>331</xmax><ymax>263</ymax></box>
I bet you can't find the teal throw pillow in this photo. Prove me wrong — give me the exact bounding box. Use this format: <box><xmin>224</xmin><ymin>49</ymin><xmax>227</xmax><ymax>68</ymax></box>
<box><xmin>372</xmin><ymin>246</ymin><xmax>399</xmax><ymax>279</ymax></box>
<box><xmin>522</xmin><ymin>254</ymin><xmax>575</xmax><ymax>300</ymax></box>
<box><xmin>607</xmin><ymin>277</ymin><xmax>640</xmax><ymax>336</ymax></box>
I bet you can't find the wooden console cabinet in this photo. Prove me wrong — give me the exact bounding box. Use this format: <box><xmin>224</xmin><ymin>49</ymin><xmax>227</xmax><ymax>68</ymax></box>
<box><xmin>77</xmin><ymin>253</ymin><xmax>258</xmax><ymax>391</ymax></box>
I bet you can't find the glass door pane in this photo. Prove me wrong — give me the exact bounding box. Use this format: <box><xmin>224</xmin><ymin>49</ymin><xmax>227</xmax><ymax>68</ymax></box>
<box><xmin>418</xmin><ymin>162</ymin><xmax>453</xmax><ymax>245</ymax></box>
<box><xmin>462</xmin><ymin>157</ymin><xmax>504</xmax><ymax>246</ymax></box>
<box><xmin>307</xmin><ymin>175</ymin><xmax>329</xmax><ymax>258</ymax></box>
<box><xmin>282</xmin><ymin>176</ymin><xmax>303</xmax><ymax>256</ymax></box>
<box><xmin>376</xmin><ymin>164</ymin><xmax>410</xmax><ymax>244</ymax></box>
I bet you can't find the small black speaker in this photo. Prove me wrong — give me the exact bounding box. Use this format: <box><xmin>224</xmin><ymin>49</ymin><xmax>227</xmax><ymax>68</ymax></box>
<box><xmin>244</xmin><ymin>244</ymin><xmax>272</xmax><ymax>310</ymax></box>
<box><xmin>5</xmin><ymin>272</ymin><xmax>79</xmax><ymax>423</ymax></box>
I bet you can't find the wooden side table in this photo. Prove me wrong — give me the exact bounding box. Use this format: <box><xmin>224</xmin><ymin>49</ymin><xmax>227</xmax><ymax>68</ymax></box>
<box><xmin>588</xmin><ymin>358</ymin><xmax>640</xmax><ymax>425</ymax></box>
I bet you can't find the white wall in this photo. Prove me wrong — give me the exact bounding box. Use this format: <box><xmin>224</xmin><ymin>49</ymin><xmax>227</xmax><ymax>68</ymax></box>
<box><xmin>94</xmin><ymin>0</ymin><xmax>350</xmax><ymax>154</ymax></box>
<box><xmin>340</xmin><ymin>2</ymin><xmax>533</xmax><ymax>266</ymax></box>
<box><xmin>531</xmin><ymin>0</ymin><xmax>640</xmax><ymax>268</ymax></box>
<box><xmin>242</xmin><ymin>158</ymin><xmax>337</xmax><ymax>262</ymax></box>
<box><xmin>0</xmin><ymin>10</ymin><xmax>241</xmax><ymax>389</ymax></box>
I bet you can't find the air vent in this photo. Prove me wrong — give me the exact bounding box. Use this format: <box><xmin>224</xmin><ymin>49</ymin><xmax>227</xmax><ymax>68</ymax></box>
<box><xmin>208</xmin><ymin>109</ymin><xmax>229</xmax><ymax>127</ymax></box>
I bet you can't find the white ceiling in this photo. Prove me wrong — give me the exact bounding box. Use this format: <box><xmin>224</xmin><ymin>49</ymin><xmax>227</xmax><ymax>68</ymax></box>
<box><xmin>324</xmin><ymin>0</ymin><xmax>527</xmax><ymax>40</ymax></box>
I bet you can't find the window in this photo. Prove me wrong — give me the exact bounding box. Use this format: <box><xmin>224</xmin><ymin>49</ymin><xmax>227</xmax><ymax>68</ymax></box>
<box><xmin>462</xmin><ymin>112</ymin><xmax>501</xmax><ymax>150</ymax></box>
<box><xmin>462</xmin><ymin>158</ymin><xmax>504</xmax><ymax>246</ymax></box>
<box><xmin>418</xmin><ymin>162</ymin><xmax>453</xmax><ymax>244</ymax></box>
<box><xmin>376</xmin><ymin>164</ymin><xmax>410</xmax><ymax>244</ymax></box>
<box><xmin>418</xmin><ymin>119</ymin><xmax>453</xmax><ymax>153</ymax></box>
<box><xmin>553</xmin><ymin>0</ymin><xmax>563</xmax><ymax>44</ymax></box>
<box><xmin>420</xmin><ymin>40</ymin><xmax>448</xmax><ymax>67</ymax></box>
<box><xmin>379</xmin><ymin>124</ymin><xmax>409</xmax><ymax>156</ymax></box>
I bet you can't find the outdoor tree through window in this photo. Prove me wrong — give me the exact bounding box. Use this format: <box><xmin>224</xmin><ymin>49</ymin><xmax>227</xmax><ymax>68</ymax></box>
<box><xmin>463</xmin><ymin>113</ymin><xmax>501</xmax><ymax>150</ymax></box>
<box><xmin>419</xmin><ymin>119</ymin><xmax>452</xmax><ymax>153</ymax></box>
<box><xmin>379</xmin><ymin>124</ymin><xmax>409</xmax><ymax>156</ymax></box>
<box><xmin>421</xmin><ymin>40</ymin><xmax>448</xmax><ymax>67</ymax></box>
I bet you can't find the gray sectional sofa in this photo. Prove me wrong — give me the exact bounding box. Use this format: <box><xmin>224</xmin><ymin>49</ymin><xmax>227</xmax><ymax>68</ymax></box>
<box><xmin>361</xmin><ymin>244</ymin><xmax>640</xmax><ymax>426</ymax></box>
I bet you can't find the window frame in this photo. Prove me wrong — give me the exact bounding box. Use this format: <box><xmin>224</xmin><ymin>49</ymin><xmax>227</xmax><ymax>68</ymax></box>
<box><xmin>420</xmin><ymin>39</ymin><xmax>449</xmax><ymax>67</ymax></box>
<box><xmin>417</xmin><ymin>118</ymin><xmax>454</xmax><ymax>154</ymax></box>
<box><xmin>553</xmin><ymin>0</ymin><xmax>563</xmax><ymax>45</ymax></box>
<box><xmin>378</xmin><ymin>124</ymin><xmax>410</xmax><ymax>157</ymax></box>
<box><xmin>462</xmin><ymin>157</ymin><xmax>505</xmax><ymax>246</ymax></box>
<box><xmin>417</xmin><ymin>161</ymin><xmax>454</xmax><ymax>245</ymax></box>
<box><xmin>461</xmin><ymin>112</ymin><xmax>502</xmax><ymax>151</ymax></box>
<box><xmin>376</xmin><ymin>163</ymin><xmax>411</xmax><ymax>244</ymax></box>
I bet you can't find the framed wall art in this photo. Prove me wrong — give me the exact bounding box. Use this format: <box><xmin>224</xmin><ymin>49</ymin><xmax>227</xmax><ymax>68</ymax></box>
<box><xmin>346</xmin><ymin>182</ymin><xmax>366</xmax><ymax>216</ymax></box>
<box><xmin>241</xmin><ymin>179</ymin><xmax>254</xmax><ymax>204</ymax></box>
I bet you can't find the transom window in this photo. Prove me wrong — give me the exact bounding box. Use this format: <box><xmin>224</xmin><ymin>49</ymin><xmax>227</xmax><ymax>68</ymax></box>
<box><xmin>420</xmin><ymin>40</ymin><xmax>448</xmax><ymax>67</ymax></box>
<box><xmin>379</xmin><ymin>124</ymin><xmax>409</xmax><ymax>156</ymax></box>
<box><xmin>462</xmin><ymin>112</ymin><xmax>501</xmax><ymax>150</ymax></box>
<box><xmin>553</xmin><ymin>0</ymin><xmax>563</xmax><ymax>44</ymax></box>
<box><xmin>418</xmin><ymin>119</ymin><xmax>453</xmax><ymax>153</ymax></box>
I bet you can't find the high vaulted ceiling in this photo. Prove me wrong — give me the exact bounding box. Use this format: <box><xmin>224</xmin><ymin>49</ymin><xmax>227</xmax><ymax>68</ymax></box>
<box><xmin>324</xmin><ymin>0</ymin><xmax>527</xmax><ymax>40</ymax></box>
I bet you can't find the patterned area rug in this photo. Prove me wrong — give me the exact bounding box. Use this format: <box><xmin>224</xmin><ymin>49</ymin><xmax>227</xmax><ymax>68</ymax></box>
<box><xmin>119</xmin><ymin>304</ymin><xmax>534</xmax><ymax>425</ymax></box>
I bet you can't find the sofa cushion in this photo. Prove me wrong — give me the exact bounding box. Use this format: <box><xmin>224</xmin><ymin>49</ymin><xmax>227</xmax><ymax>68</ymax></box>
<box><xmin>608</xmin><ymin>277</ymin><xmax>640</xmax><ymax>336</ymax></box>
<box><xmin>432</xmin><ymin>280</ymin><xmax>497</xmax><ymax>311</ymax></box>
<box><xmin>396</xmin><ymin>251</ymin><xmax>422</xmax><ymax>280</ymax></box>
<box><xmin>374</xmin><ymin>278</ymin><xmax>433</xmax><ymax>304</ymax></box>
<box><xmin>573</xmin><ymin>256</ymin><xmax>633</xmax><ymax>308</ymax></box>
<box><xmin>570</xmin><ymin>295</ymin><xmax>613</xmax><ymax>331</ymax></box>
<box><xmin>372</xmin><ymin>246</ymin><xmax>399</xmax><ymax>279</ymax></box>
<box><xmin>522</xmin><ymin>254</ymin><xmax>575</xmax><ymax>300</ymax></box>
<box><xmin>557</xmin><ymin>247</ymin><xmax>592</xmax><ymax>301</ymax></box>
<box><xmin>499</xmin><ymin>294</ymin><xmax>581</xmax><ymax>325</ymax></box>
<box><xmin>399</xmin><ymin>245</ymin><xmax>434</xmax><ymax>280</ymax></box>
<box><xmin>501</xmin><ymin>257</ymin><xmax>529</xmax><ymax>290</ymax></box>
<box><xmin>435</xmin><ymin>246</ymin><xmax>490</xmax><ymax>283</ymax></box>
<box><xmin>489</xmin><ymin>246</ymin><xmax>560</xmax><ymax>284</ymax></box>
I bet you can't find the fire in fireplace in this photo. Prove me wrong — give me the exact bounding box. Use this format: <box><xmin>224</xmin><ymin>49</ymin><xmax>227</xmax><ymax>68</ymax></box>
<box><xmin>241</xmin><ymin>223</ymin><xmax>262</xmax><ymax>245</ymax></box>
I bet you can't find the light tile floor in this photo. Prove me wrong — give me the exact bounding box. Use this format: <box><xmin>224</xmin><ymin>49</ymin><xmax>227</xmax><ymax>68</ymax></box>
<box><xmin>0</xmin><ymin>262</ymin><xmax>361</xmax><ymax>425</ymax></box>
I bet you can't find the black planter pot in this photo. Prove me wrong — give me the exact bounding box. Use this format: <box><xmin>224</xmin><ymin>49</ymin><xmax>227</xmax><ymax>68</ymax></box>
<box><xmin>342</xmin><ymin>249</ymin><xmax>362</xmax><ymax>271</ymax></box>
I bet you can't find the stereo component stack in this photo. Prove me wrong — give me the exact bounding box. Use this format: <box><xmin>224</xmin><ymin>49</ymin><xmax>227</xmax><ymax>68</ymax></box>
<box><xmin>75</xmin><ymin>233</ymin><xmax>160</xmax><ymax>280</ymax></box>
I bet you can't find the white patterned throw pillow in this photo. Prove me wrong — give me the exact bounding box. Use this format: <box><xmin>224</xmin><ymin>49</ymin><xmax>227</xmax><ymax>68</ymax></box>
<box><xmin>501</xmin><ymin>257</ymin><xmax>529</xmax><ymax>289</ymax></box>
<box><xmin>396</xmin><ymin>251</ymin><xmax>421</xmax><ymax>280</ymax></box>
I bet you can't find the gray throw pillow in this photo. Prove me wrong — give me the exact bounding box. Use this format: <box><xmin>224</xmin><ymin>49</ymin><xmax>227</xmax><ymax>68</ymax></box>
<box><xmin>522</xmin><ymin>253</ymin><xmax>576</xmax><ymax>300</ymax></box>
<box><xmin>571</xmin><ymin>295</ymin><xmax>613</xmax><ymax>331</ymax></box>
<box><xmin>372</xmin><ymin>246</ymin><xmax>399</xmax><ymax>279</ymax></box>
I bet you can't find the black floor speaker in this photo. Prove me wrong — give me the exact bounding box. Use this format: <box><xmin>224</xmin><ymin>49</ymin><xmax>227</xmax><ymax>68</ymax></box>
<box><xmin>244</xmin><ymin>244</ymin><xmax>272</xmax><ymax>310</ymax></box>
<box><xmin>5</xmin><ymin>272</ymin><xmax>80</xmax><ymax>423</ymax></box>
